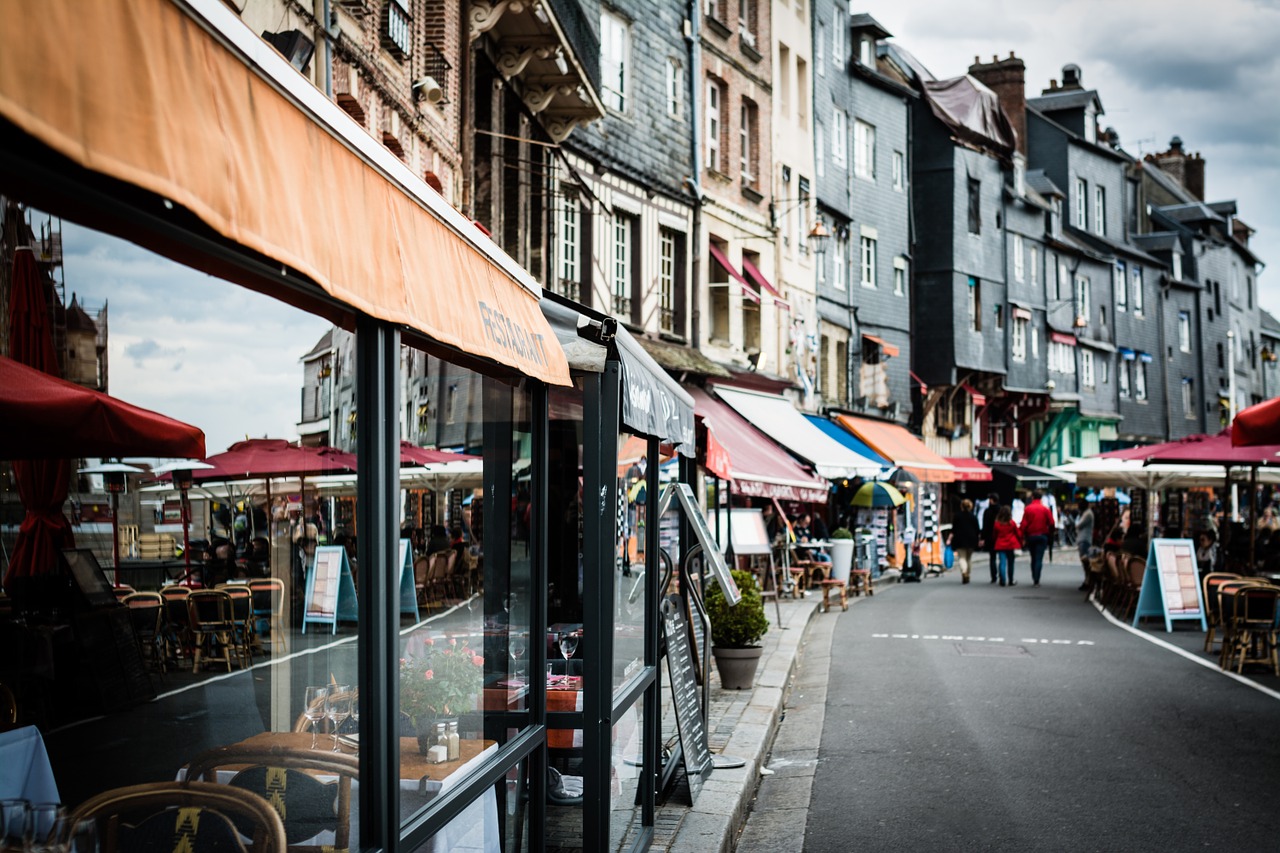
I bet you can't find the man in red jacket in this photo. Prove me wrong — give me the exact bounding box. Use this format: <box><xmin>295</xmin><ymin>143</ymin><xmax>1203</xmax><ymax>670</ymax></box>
<box><xmin>1021</xmin><ymin>490</ymin><xmax>1056</xmax><ymax>587</ymax></box>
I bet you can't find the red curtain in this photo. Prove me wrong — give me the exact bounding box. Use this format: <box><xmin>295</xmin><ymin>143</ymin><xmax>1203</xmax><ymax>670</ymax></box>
<box><xmin>4</xmin><ymin>248</ymin><xmax>73</xmax><ymax>585</ymax></box>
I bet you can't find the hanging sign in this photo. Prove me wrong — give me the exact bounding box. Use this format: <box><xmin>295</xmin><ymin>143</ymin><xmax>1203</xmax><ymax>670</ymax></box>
<box><xmin>302</xmin><ymin>546</ymin><xmax>359</xmax><ymax>634</ymax></box>
<box><xmin>1131</xmin><ymin>538</ymin><xmax>1207</xmax><ymax>632</ymax></box>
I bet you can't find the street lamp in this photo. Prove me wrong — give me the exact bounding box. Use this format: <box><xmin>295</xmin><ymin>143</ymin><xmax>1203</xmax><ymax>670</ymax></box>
<box><xmin>807</xmin><ymin>218</ymin><xmax>831</xmax><ymax>255</ymax></box>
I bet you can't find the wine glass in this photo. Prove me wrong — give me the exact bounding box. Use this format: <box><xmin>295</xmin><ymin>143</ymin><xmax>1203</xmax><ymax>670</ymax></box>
<box><xmin>63</xmin><ymin>819</ymin><xmax>98</xmax><ymax>853</ymax></box>
<box><xmin>303</xmin><ymin>686</ymin><xmax>328</xmax><ymax>749</ymax></box>
<box><xmin>325</xmin><ymin>686</ymin><xmax>352</xmax><ymax>752</ymax></box>
<box><xmin>0</xmin><ymin>799</ymin><xmax>29</xmax><ymax>852</ymax></box>
<box><xmin>558</xmin><ymin>632</ymin><xmax>579</xmax><ymax>667</ymax></box>
<box><xmin>508</xmin><ymin>635</ymin><xmax>527</xmax><ymax>681</ymax></box>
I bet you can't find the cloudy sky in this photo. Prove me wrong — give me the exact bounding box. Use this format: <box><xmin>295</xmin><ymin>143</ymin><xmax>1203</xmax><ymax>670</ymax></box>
<box><xmin>873</xmin><ymin>0</ymin><xmax>1280</xmax><ymax>315</ymax></box>
<box><xmin>59</xmin><ymin>220</ymin><xmax>330</xmax><ymax>455</ymax></box>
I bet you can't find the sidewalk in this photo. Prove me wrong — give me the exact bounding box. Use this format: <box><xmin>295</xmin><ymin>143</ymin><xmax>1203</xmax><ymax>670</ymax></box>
<box><xmin>656</xmin><ymin>580</ymin><xmax>881</xmax><ymax>852</ymax></box>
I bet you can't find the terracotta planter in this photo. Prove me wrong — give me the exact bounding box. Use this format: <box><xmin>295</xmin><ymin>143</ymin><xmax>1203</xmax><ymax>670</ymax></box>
<box><xmin>712</xmin><ymin>645</ymin><xmax>763</xmax><ymax>690</ymax></box>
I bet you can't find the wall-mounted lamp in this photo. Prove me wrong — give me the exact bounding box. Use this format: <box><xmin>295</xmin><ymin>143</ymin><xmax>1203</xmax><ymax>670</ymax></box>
<box><xmin>808</xmin><ymin>218</ymin><xmax>831</xmax><ymax>255</ymax></box>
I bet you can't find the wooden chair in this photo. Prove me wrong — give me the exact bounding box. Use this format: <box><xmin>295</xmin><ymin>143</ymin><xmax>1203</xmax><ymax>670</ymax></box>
<box><xmin>113</xmin><ymin>585</ymin><xmax>136</xmax><ymax>602</ymax></box>
<box><xmin>186</xmin><ymin>742</ymin><xmax>358</xmax><ymax>852</ymax></box>
<box><xmin>1219</xmin><ymin>582</ymin><xmax>1279</xmax><ymax>674</ymax></box>
<box><xmin>122</xmin><ymin>592</ymin><xmax>167</xmax><ymax>674</ymax></box>
<box><xmin>188</xmin><ymin>590</ymin><xmax>238</xmax><ymax>673</ymax></box>
<box><xmin>1202</xmin><ymin>572</ymin><xmax>1242</xmax><ymax>653</ymax></box>
<box><xmin>217</xmin><ymin>585</ymin><xmax>256</xmax><ymax>668</ymax></box>
<box><xmin>818</xmin><ymin>579</ymin><xmax>848</xmax><ymax>612</ymax></box>
<box><xmin>68</xmin><ymin>780</ymin><xmax>286</xmax><ymax>853</ymax></box>
<box><xmin>248</xmin><ymin>579</ymin><xmax>287</xmax><ymax>653</ymax></box>
<box><xmin>1215</xmin><ymin>580</ymin><xmax>1262</xmax><ymax>668</ymax></box>
<box><xmin>413</xmin><ymin>555</ymin><xmax>431</xmax><ymax>607</ymax></box>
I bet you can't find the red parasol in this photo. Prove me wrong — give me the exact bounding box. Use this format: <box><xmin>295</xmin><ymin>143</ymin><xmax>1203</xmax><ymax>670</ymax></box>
<box><xmin>1232</xmin><ymin>397</ymin><xmax>1280</xmax><ymax>447</ymax></box>
<box><xmin>1099</xmin><ymin>433</ymin><xmax>1213</xmax><ymax>461</ymax></box>
<box><xmin>1141</xmin><ymin>428</ymin><xmax>1280</xmax><ymax>468</ymax></box>
<box><xmin>399</xmin><ymin>440</ymin><xmax>478</xmax><ymax>467</ymax></box>
<box><xmin>0</xmin><ymin>355</ymin><xmax>206</xmax><ymax>460</ymax></box>
<box><xmin>6</xmin><ymin>248</ymin><xmax>74</xmax><ymax>586</ymax></box>
<box><xmin>191</xmin><ymin>439</ymin><xmax>357</xmax><ymax>482</ymax></box>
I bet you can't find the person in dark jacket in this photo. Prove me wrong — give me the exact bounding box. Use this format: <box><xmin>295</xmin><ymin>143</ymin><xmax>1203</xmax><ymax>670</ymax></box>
<box><xmin>992</xmin><ymin>505</ymin><xmax>1023</xmax><ymax>587</ymax></box>
<box><xmin>950</xmin><ymin>499</ymin><xmax>982</xmax><ymax>584</ymax></box>
<box><xmin>980</xmin><ymin>491</ymin><xmax>1001</xmax><ymax>583</ymax></box>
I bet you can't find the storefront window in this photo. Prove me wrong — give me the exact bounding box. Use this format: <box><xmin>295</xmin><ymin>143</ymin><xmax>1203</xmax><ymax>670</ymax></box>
<box><xmin>397</xmin><ymin>357</ymin><xmax>534</xmax><ymax>850</ymax></box>
<box><xmin>608</xmin><ymin>703</ymin><xmax>646</xmax><ymax>850</ymax></box>
<box><xmin>2</xmin><ymin>209</ymin><xmax>363</xmax><ymax>844</ymax></box>
<box><xmin>613</xmin><ymin>432</ymin><xmax>649</xmax><ymax>693</ymax></box>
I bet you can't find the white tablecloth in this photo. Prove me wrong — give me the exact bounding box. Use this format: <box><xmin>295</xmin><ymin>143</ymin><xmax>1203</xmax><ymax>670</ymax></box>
<box><xmin>0</xmin><ymin>726</ymin><xmax>60</xmax><ymax>804</ymax></box>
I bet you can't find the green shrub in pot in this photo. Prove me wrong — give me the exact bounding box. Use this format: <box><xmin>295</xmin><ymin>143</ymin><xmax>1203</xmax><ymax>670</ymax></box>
<box><xmin>705</xmin><ymin>568</ymin><xmax>769</xmax><ymax>649</ymax></box>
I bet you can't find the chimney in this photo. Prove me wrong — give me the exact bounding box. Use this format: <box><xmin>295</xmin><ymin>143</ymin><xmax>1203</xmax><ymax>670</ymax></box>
<box><xmin>1185</xmin><ymin>151</ymin><xmax>1205</xmax><ymax>201</ymax></box>
<box><xmin>969</xmin><ymin>51</ymin><xmax>1027</xmax><ymax>156</ymax></box>
<box><xmin>1060</xmin><ymin>64</ymin><xmax>1083</xmax><ymax>90</ymax></box>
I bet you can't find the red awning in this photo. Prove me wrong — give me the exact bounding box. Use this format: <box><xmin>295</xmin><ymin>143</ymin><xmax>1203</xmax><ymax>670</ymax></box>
<box><xmin>698</xmin><ymin>417</ymin><xmax>733</xmax><ymax>481</ymax></box>
<box><xmin>399</xmin><ymin>441</ymin><xmax>479</xmax><ymax>466</ymax></box>
<box><xmin>862</xmin><ymin>334</ymin><xmax>900</xmax><ymax>358</ymax></box>
<box><xmin>740</xmin><ymin>257</ymin><xmax>790</xmax><ymax>310</ymax></box>
<box><xmin>945</xmin><ymin>457</ymin><xmax>994</xmax><ymax>481</ymax></box>
<box><xmin>1050</xmin><ymin>331</ymin><xmax>1078</xmax><ymax>346</ymax></box>
<box><xmin>708</xmin><ymin>243</ymin><xmax>761</xmax><ymax>304</ymax></box>
<box><xmin>962</xmin><ymin>383</ymin><xmax>987</xmax><ymax>406</ymax></box>
<box><xmin>1143</xmin><ymin>428</ymin><xmax>1280</xmax><ymax>467</ymax></box>
<box><xmin>688</xmin><ymin>386</ymin><xmax>828</xmax><ymax>503</ymax></box>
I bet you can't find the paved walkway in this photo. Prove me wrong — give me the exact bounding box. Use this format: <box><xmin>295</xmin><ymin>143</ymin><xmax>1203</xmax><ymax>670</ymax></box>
<box><xmin>656</xmin><ymin>581</ymin><xmax>876</xmax><ymax>852</ymax></box>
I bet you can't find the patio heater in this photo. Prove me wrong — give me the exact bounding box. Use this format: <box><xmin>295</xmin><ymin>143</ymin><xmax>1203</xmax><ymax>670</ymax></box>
<box><xmin>78</xmin><ymin>461</ymin><xmax>143</xmax><ymax>584</ymax></box>
<box><xmin>149</xmin><ymin>460</ymin><xmax>214</xmax><ymax>576</ymax></box>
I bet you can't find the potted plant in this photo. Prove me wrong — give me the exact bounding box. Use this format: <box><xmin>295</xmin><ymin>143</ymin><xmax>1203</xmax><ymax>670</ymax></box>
<box><xmin>829</xmin><ymin>527</ymin><xmax>855</xmax><ymax>583</ymax></box>
<box><xmin>399</xmin><ymin>637</ymin><xmax>485</xmax><ymax>752</ymax></box>
<box><xmin>705</xmin><ymin>569</ymin><xmax>769</xmax><ymax>689</ymax></box>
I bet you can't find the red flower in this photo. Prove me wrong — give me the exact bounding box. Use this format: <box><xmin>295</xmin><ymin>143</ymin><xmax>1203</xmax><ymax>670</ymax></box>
<box><xmin>424</xmin><ymin>638</ymin><xmax>435</xmax><ymax>646</ymax></box>
<box><xmin>424</xmin><ymin>669</ymin><xmax>434</xmax><ymax>680</ymax></box>
<box><xmin>472</xmin><ymin>655</ymin><xmax>484</xmax><ymax>666</ymax></box>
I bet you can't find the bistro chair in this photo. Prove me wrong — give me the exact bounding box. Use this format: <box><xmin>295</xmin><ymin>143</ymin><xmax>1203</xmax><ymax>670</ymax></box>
<box><xmin>121</xmin><ymin>592</ymin><xmax>167</xmax><ymax>674</ymax></box>
<box><xmin>248</xmin><ymin>579</ymin><xmax>287</xmax><ymax>653</ymax></box>
<box><xmin>1214</xmin><ymin>580</ymin><xmax>1263</xmax><ymax>669</ymax></box>
<box><xmin>1201</xmin><ymin>572</ymin><xmax>1242</xmax><ymax>654</ymax></box>
<box><xmin>1220</xmin><ymin>583</ymin><xmax>1279</xmax><ymax>675</ymax></box>
<box><xmin>113</xmin><ymin>585</ymin><xmax>136</xmax><ymax>602</ymax></box>
<box><xmin>68</xmin><ymin>780</ymin><xmax>286</xmax><ymax>853</ymax></box>
<box><xmin>188</xmin><ymin>590</ymin><xmax>238</xmax><ymax>673</ymax></box>
<box><xmin>217</xmin><ymin>585</ymin><xmax>256</xmax><ymax>668</ymax></box>
<box><xmin>186</xmin><ymin>742</ymin><xmax>358</xmax><ymax>852</ymax></box>
<box><xmin>413</xmin><ymin>555</ymin><xmax>431</xmax><ymax>607</ymax></box>
<box><xmin>160</xmin><ymin>586</ymin><xmax>193</xmax><ymax>663</ymax></box>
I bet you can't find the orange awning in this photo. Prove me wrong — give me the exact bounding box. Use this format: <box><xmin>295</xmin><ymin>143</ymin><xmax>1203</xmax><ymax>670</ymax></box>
<box><xmin>833</xmin><ymin>414</ymin><xmax>957</xmax><ymax>483</ymax></box>
<box><xmin>862</xmin><ymin>334</ymin><xmax>901</xmax><ymax>358</ymax></box>
<box><xmin>0</xmin><ymin>0</ymin><xmax>569</xmax><ymax>386</ymax></box>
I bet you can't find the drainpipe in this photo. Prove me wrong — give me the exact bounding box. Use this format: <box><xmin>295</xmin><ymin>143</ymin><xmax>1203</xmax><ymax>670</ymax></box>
<box><xmin>686</xmin><ymin>2</ymin><xmax>703</xmax><ymax>349</ymax></box>
<box><xmin>321</xmin><ymin>0</ymin><xmax>333</xmax><ymax>97</ymax></box>
<box><xmin>459</xmin><ymin>6</ymin><xmax>473</xmax><ymax>216</ymax></box>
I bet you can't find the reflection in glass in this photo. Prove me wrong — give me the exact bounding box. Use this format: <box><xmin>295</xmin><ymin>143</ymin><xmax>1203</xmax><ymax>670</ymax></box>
<box><xmin>609</xmin><ymin>702</ymin><xmax>645</xmax><ymax>851</ymax></box>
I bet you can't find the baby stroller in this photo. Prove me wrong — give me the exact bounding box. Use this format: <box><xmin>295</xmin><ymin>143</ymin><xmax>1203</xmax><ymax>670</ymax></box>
<box><xmin>900</xmin><ymin>541</ymin><xmax>924</xmax><ymax>583</ymax></box>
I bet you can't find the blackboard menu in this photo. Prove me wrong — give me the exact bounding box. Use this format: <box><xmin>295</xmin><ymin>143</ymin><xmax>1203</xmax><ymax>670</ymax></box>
<box><xmin>661</xmin><ymin>594</ymin><xmax>710</xmax><ymax>801</ymax></box>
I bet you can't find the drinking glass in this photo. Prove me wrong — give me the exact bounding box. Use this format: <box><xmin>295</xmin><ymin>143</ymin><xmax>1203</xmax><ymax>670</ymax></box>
<box><xmin>303</xmin><ymin>686</ymin><xmax>328</xmax><ymax>749</ymax></box>
<box><xmin>0</xmin><ymin>799</ymin><xmax>29</xmax><ymax>852</ymax></box>
<box><xmin>508</xmin><ymin>635</ymin><xmax>527</xmax><ymax>680</ymax></box>
<box><xmin>558</xmin><ymin>632</ymin><xmax>579</xmax><ymax>665</ymax></box>
<box><xmin>325</xmin><ymin>686</ymin><xmax>352</xmax><ymax>752</ymax></box>
<box><xmin>63</xmin><ymin>819</ymin><xmax>98</xmax><ymax>853</ymax></box>
<box><xmin>27</xmin><ymin>803</ymin><xmax>63</xmax><ymax>853</ymax></box>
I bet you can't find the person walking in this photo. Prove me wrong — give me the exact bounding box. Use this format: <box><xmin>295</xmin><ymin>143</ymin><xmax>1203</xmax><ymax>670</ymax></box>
<box><xmin>1021</xmin><ymin>489</ymin><xmax>1056</xmax><ymax>587</ymax></box>
<box><xmin>1075</xmin><ymin>500</ymin><xmax>1096</xmax><ymax>591</ymax></box>
<box><xmin>950</xmin><ymin>499</ymin><xmax>981</xmax><ymax>584</ymax></box>
<box><xmin>980</xmin><ymin>491</ymin><xmax>1001</xmax><ymax>583</ymax></box>
<box><xmin>992</xmin><ymin>505</ymin><xmax>1023</xmax><ymax>587</ymax></box>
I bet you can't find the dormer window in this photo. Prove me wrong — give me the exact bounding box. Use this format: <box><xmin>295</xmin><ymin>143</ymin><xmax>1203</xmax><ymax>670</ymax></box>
<box><xmin>859</xmin><ymin>36</ymin><xmax>874</xmax><ymax>66</ymax></box>
<box><xmin>1013</xmin><ymin>154</ymin><xmax>1026</xmax><ymax>197</ymax></box>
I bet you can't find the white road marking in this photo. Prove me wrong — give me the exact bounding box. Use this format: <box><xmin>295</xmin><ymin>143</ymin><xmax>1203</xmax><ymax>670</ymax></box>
<box><xmin>871</xmin><ymin>633</ymin><xmax>1094</xmax><ymax>646</ymax></box>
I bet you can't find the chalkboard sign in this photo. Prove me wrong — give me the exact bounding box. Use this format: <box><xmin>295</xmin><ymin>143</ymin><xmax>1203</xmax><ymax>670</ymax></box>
<box><xmin>669</xmin><ymin>484</ymin><xmax>740</xmax><ymax>606</ymax></box>
<box><xmin>61</xmin><ymin>549</ymin><xmax>117</xmax><ymax>609</ymax></box>
<box><xmin>661</xmin><ymin>594</ymin><xmax>711</xmax><ymax>801</ymax></box>
<box><xmin>1132</xmin><ymin>538</ymin><xmax>1207</xmax><ymax>632</ymax></box>
<box><xmin>302</xmin><ymin>546</ymin><xmax>358</xmax><ymax>634</ymax></box>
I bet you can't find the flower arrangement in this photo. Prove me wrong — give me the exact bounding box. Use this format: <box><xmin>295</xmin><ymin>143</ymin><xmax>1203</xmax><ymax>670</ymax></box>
<box><xmin>400</xmin><ymin>637</ymin><xmax>485</xmax><ymax>729</ymax></box>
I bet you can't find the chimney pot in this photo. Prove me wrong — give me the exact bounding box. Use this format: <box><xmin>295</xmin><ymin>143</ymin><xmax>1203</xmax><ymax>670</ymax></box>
<box><xmin>1049</xmin><ymin>79</ymin><xmax>1058</xmax><ymax>90</ymax></box>
<box><xmin>992</xmin><ymin>54</ymin><xmax>998</xmax><ymax>63</ymax></box>
<box><xmin>1010</xmin><ymin>51</ymin><xmax>1016</xmax><ymax>59</ymax></box>
<box><xmin>974</xmin><ymin>55</ymin><xmax>980</xmax><ymax>65</ymax></box>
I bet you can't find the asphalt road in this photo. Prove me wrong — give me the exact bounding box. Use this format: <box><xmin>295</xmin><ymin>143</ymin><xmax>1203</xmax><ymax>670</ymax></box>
<box><xmin>799</xmin><ymin>558</ymin><xmax>1280</xmax><ymax>852</ymax></box>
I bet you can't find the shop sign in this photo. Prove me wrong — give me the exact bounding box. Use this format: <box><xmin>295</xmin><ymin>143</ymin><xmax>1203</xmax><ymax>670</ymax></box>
<box><xmin>975</xmin><ymin>446</ymin><xmax>1015</xmax><ymax>463</ymax></box>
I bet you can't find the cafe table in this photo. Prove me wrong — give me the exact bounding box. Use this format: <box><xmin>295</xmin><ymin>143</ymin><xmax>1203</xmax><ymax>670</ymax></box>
<box><xmin>178</xmin><ymin>731</ymin><xmax>499</xmax><ymax>853</ymax></box>
<box><xmin>0</xmin><ymin>725</ymin><xmax>59</xmax><ymax>803</ymax></box>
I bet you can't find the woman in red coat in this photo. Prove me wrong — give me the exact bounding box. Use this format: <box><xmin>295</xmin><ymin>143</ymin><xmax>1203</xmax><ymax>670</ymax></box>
<box><xmin>992</xmin><ymin>504</ymin><xmax>1023</xmax><ymax>587</ymax></box>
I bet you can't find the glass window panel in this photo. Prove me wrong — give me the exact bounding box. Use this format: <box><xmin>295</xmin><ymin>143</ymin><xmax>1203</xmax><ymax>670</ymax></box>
<box><xmin>15</xmin><ymin>210</ymin><xmax>361</xmax><ymax>844</ymax></box>
<box><xmin>608</xmin><ymin>702</ymin><xmax>646</xmax><ymax>851</ymax></box>
<box><xmin>397</xmin><ymin>359</ymin><xmax>535</xmax><ymax>841</ymax></box>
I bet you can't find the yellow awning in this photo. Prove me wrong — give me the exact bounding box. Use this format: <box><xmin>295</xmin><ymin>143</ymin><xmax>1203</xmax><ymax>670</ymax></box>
<box><xmin>0</xmin><ymin>0</ymin><xmax>570</xmax><ymax>385</ymax></box>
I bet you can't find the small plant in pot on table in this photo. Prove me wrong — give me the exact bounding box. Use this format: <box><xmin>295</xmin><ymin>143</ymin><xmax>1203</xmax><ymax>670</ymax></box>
<box><xmin>706</xmin><ymin>568</ymin><xmax>769</xmax><ymax>690</ymax></box>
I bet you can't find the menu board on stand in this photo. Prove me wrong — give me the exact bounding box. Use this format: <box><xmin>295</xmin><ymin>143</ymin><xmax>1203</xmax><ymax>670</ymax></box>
<box><xmin>1132</xmin><ymin>539</ymin><xmax>1207</xmax><ymax>632</ymax></box>
<box><xmin>302</xmin><ymin>546</ymin><xmax>358</xmax><ymax>634</ymax></box>
<box><xmin>660</xmin><ymin>594</ymin><xmax>711</xmax><ymax>802</ymax></box>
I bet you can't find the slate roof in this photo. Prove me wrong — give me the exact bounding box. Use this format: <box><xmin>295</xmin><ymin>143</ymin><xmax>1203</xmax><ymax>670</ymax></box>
<box><xmin>1025</xmin><ymin>169</ymin><xmax>1064</xmax><ymax>198</ymax></box>
<box><xmin>1027</xmin><ymin>88</ymin><xmax>1103</xmax><ymax>114</ymax></box>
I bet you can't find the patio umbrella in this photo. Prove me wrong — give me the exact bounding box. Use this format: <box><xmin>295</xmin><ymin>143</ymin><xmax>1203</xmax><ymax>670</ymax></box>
<box><xmin>398</xmin><ymin>440</ymin><xmax>478</xmax><ymax>467</ymax></box>
<box><xmin>1232</xmin><ymin>397</ymin><xmax>1280</xmax><ymax>447</ymax></box>
<box><xmin>6</xmin><ymin>247</ymin><xmax>74</xmax><ymax>589</ymax></box>
<box><xmin>850</xmin><ymin>481</ymin><xmax>906</xmax><ymax>508</ymax></box>
<box><xmin>0</xmin><ymin>355</ymin><xmax>206</xmax><ymax>460</ymax></box>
